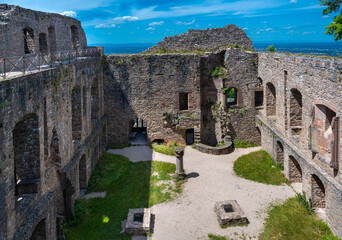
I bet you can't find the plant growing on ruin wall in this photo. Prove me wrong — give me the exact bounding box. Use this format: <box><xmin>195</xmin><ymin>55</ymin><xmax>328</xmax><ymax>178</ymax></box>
<box><xmin>211</xmin><ymin>67</ymin><xmax>226</xmax><ymax>78</ymax></box>
<box><xmin>268</xmin><ymin>44</ymin><xmax>276</xmax><ymax>52</ymax></box>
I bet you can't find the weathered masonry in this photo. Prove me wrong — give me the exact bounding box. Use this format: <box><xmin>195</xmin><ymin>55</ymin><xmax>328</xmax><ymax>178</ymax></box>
<box><xmin>0</xmin><ymin>5</ymin><xmax>105</xmax><ymax>240</ymax></box>
<box><xmin>0</xmin><ymin>4</ymin><xmax>342</xmax><ymax>240</ymax></box>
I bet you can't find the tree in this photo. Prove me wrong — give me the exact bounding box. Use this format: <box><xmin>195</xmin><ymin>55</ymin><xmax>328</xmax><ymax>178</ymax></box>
<box><xmin>320</xmin><ymin>0</ymin><xmax>342</xmax><ymax>41</ymax></box>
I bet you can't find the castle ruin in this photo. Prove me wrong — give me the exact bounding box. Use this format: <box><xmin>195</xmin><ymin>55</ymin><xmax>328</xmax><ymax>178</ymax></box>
<box><xmin>0</xmin><ymin>4</ymin><xmax>341</xmax><ymax>239</ymax></box>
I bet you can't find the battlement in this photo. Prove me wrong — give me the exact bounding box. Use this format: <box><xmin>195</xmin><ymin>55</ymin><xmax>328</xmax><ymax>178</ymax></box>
<box><xmin>0</xmin><ymin>4</ymin><xmax>87</xmax><ymax>57</ymax></box>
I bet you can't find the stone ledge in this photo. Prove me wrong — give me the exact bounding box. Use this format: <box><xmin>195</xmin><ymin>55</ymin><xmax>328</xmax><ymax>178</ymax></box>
<box><xmin>195</xmin><ymin>142</ymin><xmax>233</xmax><ymax>155</ymax></box>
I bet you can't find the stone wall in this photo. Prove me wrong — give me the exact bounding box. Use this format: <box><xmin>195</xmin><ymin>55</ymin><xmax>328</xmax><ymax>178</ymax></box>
<box><xmin>104</xmin><ymin>53</ymin><xmax>202</xmax><ymax>146</ymax></box>
<box><xmin>0</xmin><ymin>55</ymin><xmax>105</xmax><ymax>239</ymax></box>
<box><xmin>144</xmin><ymin>25</ymin><xmax>253</xmax><ymax>53</ymax></box>
<box><xmin>258</xmin><ymin>52</ymin><xmax>342</xmax><ymax>237</ymax></box>
<box><xmin>0</xmin><ymin>4</ymin><xmax>87</xmax><ymax>57</ymax></box>
<box><xmin>200</xmin><ymin>48</ymin><xmax>261</xmax><ymax>146</ymax></box>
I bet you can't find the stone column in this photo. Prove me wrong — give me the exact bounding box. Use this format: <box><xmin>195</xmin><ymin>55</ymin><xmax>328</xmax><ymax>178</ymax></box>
<box><xmin>174</xmin><ymin>147</ymin><xmax>186</xmax><ymax>180</ymax></box>
<box><xmin>219</xmin><ymin>89</ymin><xmax>227</xmax><ymax>109</ymax></box>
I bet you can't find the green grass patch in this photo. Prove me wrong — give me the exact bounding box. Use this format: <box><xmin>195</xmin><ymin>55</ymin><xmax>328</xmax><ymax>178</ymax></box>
<box><xmin>259</xmin><ymin>198</ymin><xmax>341</xmax><ymax>240</ymax></box>
<box><xmin>233</xmin><ymin>150</ymin><xmax>288</xmax><ymax>185</ymax></box>
<box><xmin>208</xmin><ymin>234</ymin><xmax>227</xmax><ymax>240</ymax></box>
<box><xmin>233</xmin><ymin>140</ymin><xmax>258</xmax><ymax>148</ymax></box>
<box><xmin>151</xmin><ymin>141</ymin><xmax>185</xmax><ymax>156</ymax></box>
<box><xmin>64</xmin><ymin>152</ymin><xmax>184</xmax><ymax>239</ymax></box>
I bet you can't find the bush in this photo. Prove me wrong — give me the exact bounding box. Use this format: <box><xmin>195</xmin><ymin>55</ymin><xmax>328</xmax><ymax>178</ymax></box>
<box><xmin>296</xmin><ymin>191</ymin><xmax>313</xmax><ymax>214</ymax></box>
<box><xmin>211</xmin><ymin>67</ymin><xmax>226</xmax><ymax>78</ymax></box>
<box><xmin>268</xmin><ymin>44</ymin><xmax>276</xmax><ymax>52</ymax></box>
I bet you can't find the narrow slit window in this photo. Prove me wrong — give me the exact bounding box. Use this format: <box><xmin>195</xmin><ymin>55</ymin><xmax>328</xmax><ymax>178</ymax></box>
<box><xmin>179</xmin><ymin>93</ymin><xmax>189</xmax><ymax>111</ymax></box>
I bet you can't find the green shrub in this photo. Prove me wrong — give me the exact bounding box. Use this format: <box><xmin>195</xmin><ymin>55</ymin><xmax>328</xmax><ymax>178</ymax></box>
<box><xmin>211</xmin><ymin>67</ymin><xmax>226</xmax><ymax>78</ymax></box>
<box><xmin>296</xmin><ymin>191</ymin><xmax>313</xmax><ymax>214</ymax></box>
<box><xmin>268</xmin><ymin>44</ymin><xmax>276</xmax><ymax>52</ymax></box>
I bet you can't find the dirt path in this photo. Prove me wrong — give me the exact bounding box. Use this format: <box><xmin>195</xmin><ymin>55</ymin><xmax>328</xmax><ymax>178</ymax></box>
<box><xmin>108</xmin><ymin>146</ymin><xmax>296</xmax><ymax>240</ymax></box>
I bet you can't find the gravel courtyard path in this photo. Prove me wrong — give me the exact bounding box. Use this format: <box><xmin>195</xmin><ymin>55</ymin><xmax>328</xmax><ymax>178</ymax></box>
<box><xmin>108</xmin><ymin>146</ymin><xmax>296</xmax><ymax>240</ymax></box>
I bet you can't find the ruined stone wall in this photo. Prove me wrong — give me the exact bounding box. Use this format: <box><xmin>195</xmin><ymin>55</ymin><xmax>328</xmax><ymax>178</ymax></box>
<box><xmin>0</xmin><ymin>56</ymin><xmax>105</xmax><ymax>239</ymax></box>
<box><xmin>200</xmin><ymin>48</ymin><xmax>261</xmax><ymax>145</ymax></box>
<box><xmin>0</xmin><ymin>4</ymin><xmax>87</xmax><ymax>57</ymax></box>
<box><xmin>144</xmin><ymin>25</ymin><xmax>253</xmax><ymax>53</ymax></box>
<box><xmin>258</xmin><ymin>53</ymin><xmax>342</xmax><ymax>180</ymax></box>
<box><xmin>258</xmin><ymin>53</ymin><xmax>342</xmax><ymax>237</ymax></box>
<box><xmin>104</xmin><ymin>53</ymin><xmax>202</xmax><ymax>146</ymax></box>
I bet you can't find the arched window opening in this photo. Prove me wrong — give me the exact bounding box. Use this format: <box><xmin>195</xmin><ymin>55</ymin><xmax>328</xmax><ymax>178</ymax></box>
<box><xmin>30</xmin><ymin>219</ymin><xmax>46</xmax><ymax>240</ymax></box>
<box><xmin>83</xmin><ymin>86</ymin><xmax>87</xmax><ymax>116</ymax></box>
<box><xmin>70</xmin><ymin>25</ymin><xmax>79</xmax><ymax>50</ymax></box>
<box><xmin>290</xmin><ymin>89</ymin><xmax>303</xmax><ymax>135</ymax></box>
<box><xmin>276</xmin><ymin>141</ymin><xmax>284</xmax><ymax>167</ymax></box>
<box><xmin>226</xmin><ymin>87</ymin><xmax>238</xmax><ymax>106</ymax></box>
<box><xmin>39</xmin><ymin>33</ymin><xmax>48</xmax><ymax>53</ymax></box>
<box><xmin>72</xmin><ymin>86</ymin><xmax>82</xmax><ymax>142</ymax></box>
<box><xmin>13</xmin><ymin>113</ymin><xmax>40</xmax><ymax>196</ymax></box>
<box><xmin>288</xmin><ymin>155</ymin><xmax>302</xmax><ymax>183</ymax></box>
<box><xmin>48</xmin><ymin>26</ymin><xmax>56</xmax><ymax>53</ymax></box>
<box><xmin>50</xmin><ymin>128</ymin><xmax>61</xmax><ymax>164</ymax></box>
<box><xmin>79</xmin><ymin>155</ymin><xmax>87</xmax><ymax>190</ymax></box>
<box><xmin>91</xmin><ymin>79</ymin><xmax>99</xmax><ymax>122</ymax></box>
<box><xmin>311</xmin><ymin>174</ymin><xmax>325</xmax><ymax>208</ymax></box>
<box><xmin>23</xmin><ymin>27</ymin><xmax>35</xmax><ymax>54</ymax></box>
<box><xmin>266</xmin><ymin>83</ymin><xmax>276</xmax><ymax>116</ymax></box>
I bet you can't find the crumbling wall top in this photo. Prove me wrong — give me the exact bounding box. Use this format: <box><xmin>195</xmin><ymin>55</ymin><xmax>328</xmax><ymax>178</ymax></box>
<box><xmin>0</xmin><ymin>4</ymin><xmax>87</xmax><ymax>57</ymax></box>
<box><xmin>144</xmin><ymin>24</ymin><xmax>253</xmax><ymax>53</ymax></box>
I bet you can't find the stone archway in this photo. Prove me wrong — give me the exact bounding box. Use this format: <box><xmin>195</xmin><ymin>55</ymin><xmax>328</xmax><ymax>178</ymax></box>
<box><xmin>288</xmin><ymin>155</ymin><xmax>302</xmax><ymax>183</ymax></box>
<box><xmin>312</xmin><ymin>174</ymin><xmax>325</xmax><ymax>208</ymax></box>
<box><xmin>276</xmin><ymin>141</ymin><xmax>284</xmax><ymax>167</ymax></box>
<box><xmin>266</xmin><ymin>82</ymin><xmax>276</xmax><ymax>116</ymax></box>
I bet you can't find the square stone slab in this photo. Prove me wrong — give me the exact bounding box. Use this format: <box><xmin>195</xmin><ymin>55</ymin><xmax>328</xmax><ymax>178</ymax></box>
<box><xmin>214</xmin><ymin>200</ymin><xmax>249</xmax><ymax>227</ymax></box>
<box><xmin>125</xmin><ymin>208</ymin><xmax>151</xmax><ymax>235</ymax></box>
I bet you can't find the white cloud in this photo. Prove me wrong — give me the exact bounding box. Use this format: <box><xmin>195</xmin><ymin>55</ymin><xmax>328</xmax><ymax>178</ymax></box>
<box><xmin>94</xmin><ymin>24</ymin><xmax>116</xmax><ymax>28</ymax></box>
<box><xmin>290</xmin><ymin>0</ymin><xmax>298</xmax><ymax>3</ymax></box>
<box><xmin>283</xmin><ymin>25</ymin><xmax>296</xmax><ymax>29</ymax></box>
<box><xmin>60</xmin><ymin>11</ymin><xmax>77</xmax><ymax>17</ymax></box>
<box><xmin>149</xmin><ymin>21</ymin><xmax>164</xmax><ymax>26</ymax></box>
<box><xmin>243</xmin><ymin>28</ymin><xmax>249</xmax><ymax>30</ymax></box>
<box><xmin>113</xmin><ymin>16</ymin><xmax>139</xmax><ymax>22</ymax></box>
<box><xmin>146</xmin><ymin>27</ymin><xmax>155</xmax><ymax>31</ymax></box>
<box><xmin>175</xmin><ymin>20</ymin><xmax>195</xmax><ymax>25</ymax></box>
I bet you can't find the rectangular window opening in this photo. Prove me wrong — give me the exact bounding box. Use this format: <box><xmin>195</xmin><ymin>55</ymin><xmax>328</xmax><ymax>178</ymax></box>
<box><xmin>179</xmin><ymin>93</ymin><xmax>189</xmax><ymax>111</ymax></box>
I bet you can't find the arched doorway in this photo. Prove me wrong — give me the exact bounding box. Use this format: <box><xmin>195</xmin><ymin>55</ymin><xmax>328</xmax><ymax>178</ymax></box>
<box><xmin>129</xmin><ymin>118</ymin><xmax>147</xmax><ymax>145</ymax></box>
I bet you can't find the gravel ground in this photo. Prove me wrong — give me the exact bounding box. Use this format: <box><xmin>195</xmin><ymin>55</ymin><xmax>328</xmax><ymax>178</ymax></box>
<box><xmin>108</xmin><ymin>146</ymin><xmax>297</xmax><ymax>240</ymax></box>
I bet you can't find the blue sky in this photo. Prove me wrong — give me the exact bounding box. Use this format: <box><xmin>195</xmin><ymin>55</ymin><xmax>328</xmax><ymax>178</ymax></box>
<box><xmin>2</xmin><ymin>0</ymin><xmax>338</xmax><ymax>44</ymax></box>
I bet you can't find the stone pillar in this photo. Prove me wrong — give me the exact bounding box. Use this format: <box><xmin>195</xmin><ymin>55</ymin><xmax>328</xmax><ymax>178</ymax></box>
<box><xmin>174</xmin><ymin>147</ymin><xmax>186</xmax><ymax>180</ymax></box>
<box><xmin>219</xmin><ymin>89</ymin><xmax>226</xmax><ymax>109</ymax></box>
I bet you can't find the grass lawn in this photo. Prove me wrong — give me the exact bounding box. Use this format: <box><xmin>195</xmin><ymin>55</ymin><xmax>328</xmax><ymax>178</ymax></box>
<box><xmin>151</xmin><ymin>141</ymin><xmax>185</xmax><ymax>156</ymax></box>
<box><xmin>259</xmin><ymin>198</ymin><xmax>340</xmax><ymax>240</ymax></box>
<box><xmin>233</xmin><ymin>150</ymin><xmax>288</xmax><ymax>185</ymax></box>
<box><xmin>233</xmin><ymin>140</ymin><xmax>258</xmax><ymax>148</ymax></box>
<box><xmin>64</xmin><ymin>152</ymin><xmax>183</xmax><ymax>239</ymax></box>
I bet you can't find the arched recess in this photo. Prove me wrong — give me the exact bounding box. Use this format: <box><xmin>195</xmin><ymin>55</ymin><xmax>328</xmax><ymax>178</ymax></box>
<box><xmin>83</xmin><ymin>86</ymin><xmax>87</xmax><ymax>116</ymax></box>
<box><xmin>50</xmin><ymin>128</ymin><xmax>61</xmax><ymax>164</ymax></box>
<box><xmin>288</xmin><ymin>155</ymin><xmax>302</xmax><ymax>183</ymax></box>
<box><xmin>276</xmin><ymin>141</ymin><xmax>284</xmax><ymax>167</ymax></box>
<box><xmin>63</xmin><ymin>179</ymin><xmax>74</xmax><ymax>218</ymax></box>
<box><xmin>311</xmin><ymin>174</ymin><xmax>326</xmax><ymax>208</ymax></box>
<box><xmin>30</xmin><ymin>219</ymin><xmax>46</xmax><ymax>240</ymax></box>
<box><xmin>48</xmin><ymin>26</ymin><xmax>56</xmax><ymax>53</ymax></box>
<box><xmin>79</xmin><ymin>155</ymin><xmax>87</xmax><ymax>190</ymax></box>
<box><xmin>72</xmin><ymin>86</ymin><xmax>82</xmax><ymax>142</ymax></box>
<box><xmin>70</xmin><ymin>25</ymin><xmax>79</xmax><ymax>49</ymax></box>
<box><xmin>13</xmin><ymin>113</ymin><xmax>40</xmax><ymax>195</ymax></box>
<box><xmin>23</xmin><ymin>27</ymin><xmax>35</xmax><ymax>54</ymax></box>
<box><xmin>266</xmin><ymin>82</ymin><xmax>276</xmax><ymax>116</ymax></box>
<box><xmin>91</xmin><ymin>78</ymin><xmax>99</xmax><ymax>122</ymax></box>
<box><xmin>290</xmin><ymin>88</ymin><xmax>302</xmax><ymax>135</ymax></box>
<box><xmin>38</xmin><ymin>33</ymin><xmax>48</xmax><ymax>53</ymax></box>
